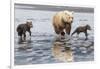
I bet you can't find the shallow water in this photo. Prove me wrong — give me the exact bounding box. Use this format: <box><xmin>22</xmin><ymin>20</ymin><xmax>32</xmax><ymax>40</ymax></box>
<box><xmin>14</xmin><ymin>7</ymin><xmax>94</xmax><ymax>65</ymax></box>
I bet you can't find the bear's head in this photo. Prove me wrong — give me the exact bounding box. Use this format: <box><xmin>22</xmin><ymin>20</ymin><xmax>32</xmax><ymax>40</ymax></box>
<box><xmin>62</xmin><ymin>10</ymin><xmax>74</xmax><ymax>24</ymax></box>
<box><xmin>86</xmin><ymin>24</ymin><xmax>91</xmax><ymax>30</ymax></box>
<box><xmin>26</xmin><ymin>21</ymin><xmax>33</xmax><ymax>28</ymax></box>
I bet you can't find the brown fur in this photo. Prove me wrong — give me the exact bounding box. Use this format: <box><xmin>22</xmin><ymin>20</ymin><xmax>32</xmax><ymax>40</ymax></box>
<box><xmin>53</xmin><ymin>11</ymin><xmax>74</xmax><ymax>36</ymax></box>
<box><xmin>71</xmin><ymin>24</ymin><xmax>91</xmax><ymax>40</ymax></box>
<box><xmin>16</xmin><ymin>21</ymin><xmax>33</xmax><ymax>40</ymax></box>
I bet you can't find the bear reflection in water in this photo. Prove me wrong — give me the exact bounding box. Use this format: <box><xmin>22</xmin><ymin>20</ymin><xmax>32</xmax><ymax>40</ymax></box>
<box><xmin>52</xmin><ymin>38</ymin><xmax>73</xmax><ymax>62</ymax></box>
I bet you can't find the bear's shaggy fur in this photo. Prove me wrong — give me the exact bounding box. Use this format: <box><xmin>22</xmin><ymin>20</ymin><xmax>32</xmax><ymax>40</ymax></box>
<box><xmin>53</xmin><ymin>10</ymin><xmax>74</xmax><ymax>36</ymax></box>
<box><xmin>71</xmin><ymin>24</ymin><xmax>91</xmax><ymax>40</ymax></box>
<box><xmin>16</xmin><ymin>21</ymin><xmax>33</xmax><ymax>40</ymax></box>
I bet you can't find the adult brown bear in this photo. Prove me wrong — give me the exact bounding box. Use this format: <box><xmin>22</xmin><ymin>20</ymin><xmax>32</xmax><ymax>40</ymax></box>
<box><xmin>16</xmin><ymin>21</ymin><xmax>33</xmax><ymax>41</ymax></box>
<box><xmin>53</xmin><ymin>10</ymin><xmax>74</xmax><ymax>37</ymax></box>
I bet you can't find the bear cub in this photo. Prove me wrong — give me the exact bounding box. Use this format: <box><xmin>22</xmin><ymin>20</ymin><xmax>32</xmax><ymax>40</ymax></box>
<box><xmin>16</xmin><ymin>21</ymin><xmax>33</xmax><ymax>41</ymax></box>
<box><xmin>71</xmin><ymin>24</ymin><xmax>91</xmax><ymax>40</ymax></box>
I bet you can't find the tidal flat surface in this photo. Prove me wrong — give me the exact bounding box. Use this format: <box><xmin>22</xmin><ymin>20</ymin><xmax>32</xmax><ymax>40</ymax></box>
<box><xmin>14</xmin><ymin>6</ymin><xmax>94</xmax><ymax>65</ymax></box>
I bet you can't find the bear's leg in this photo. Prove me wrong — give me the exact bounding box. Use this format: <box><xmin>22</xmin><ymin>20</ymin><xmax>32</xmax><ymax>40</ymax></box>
<box><xmin>71</xmin><ymin>30</ymin><xmax>77</xmax><ymax>36</ymax></box>
<box><xmin>65</xmin><ymin>24</ymin><xmax>71</xmax><ymax>35</ymax></box>
<box><xmin>60</xmin><ymin>31</ymin><xmax>65</xmax><ymax>39</ymax></box>
<box><xmin>61</xmin><ymin>31</ymin><xmax>65</xmax><ymax>36</ymax></box>
<box><xmin>23</xmin><ymin>33</ymin><xmax>26</xmax><ymax>40</ymax></box>
<box><xmin>53</xmin><ymin>24</ymin><xmax>60</xmax><ymax>35</ymax></box>
<box><xmin>29</xmin><ymin>31</ymin><xmax>31</xmax><ymax>36</ymax></box>
<box><xmin>28</xmin><ymin>30</ymin><xmax>31</xmax><ymax>36</ymax></box>
<box><xmin>57</xmin><ymin>27</ymin><xmax>65</xmax><ymax>36</ymax></box>
<box><xmin>85</xmin><ymin>31</ymin><xmax>88</xmax><ymax>40</ymax></box>
<box><xmin>18</xmin><ymin>32</ymin><xmax>23</xmax><ymax>41</ymax></box>
<box><xmin>28</xmin><ymin>30</ymin><xmax>32</xmax><ymax>40</ymax></box>
<box><xmin>76</xmin><ymin>32</ymin><xmax>80</xmax><ymax>39</ymax></box>
<box><xmin>54</xmin><ymin>27</ymin><xmax>60</xmax><ymax>35</ymax></box>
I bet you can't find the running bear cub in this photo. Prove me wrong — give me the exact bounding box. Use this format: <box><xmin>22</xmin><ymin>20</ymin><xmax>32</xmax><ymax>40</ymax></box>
<box><xmin>71</xmin><ymin>24</ymin><xmax>91</xmax><ymax>40</ymax></box>
<box><xmin>16</xmin><ymin>21</ymin><xmax>33</xmax><ymax>41</ymax></box>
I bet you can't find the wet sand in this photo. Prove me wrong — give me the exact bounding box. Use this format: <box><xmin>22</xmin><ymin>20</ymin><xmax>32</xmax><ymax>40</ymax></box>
<box><xmin>14</xmin><ymin>34</ymin><xmax>94</xmax><ymax>65</ymax></box>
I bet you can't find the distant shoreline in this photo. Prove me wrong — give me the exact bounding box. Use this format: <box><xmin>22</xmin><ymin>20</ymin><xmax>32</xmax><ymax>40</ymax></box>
<box><xmin>15</xmin><ymin>3</ymin><xmax>94</xmax><ymax>13</ymax></box>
